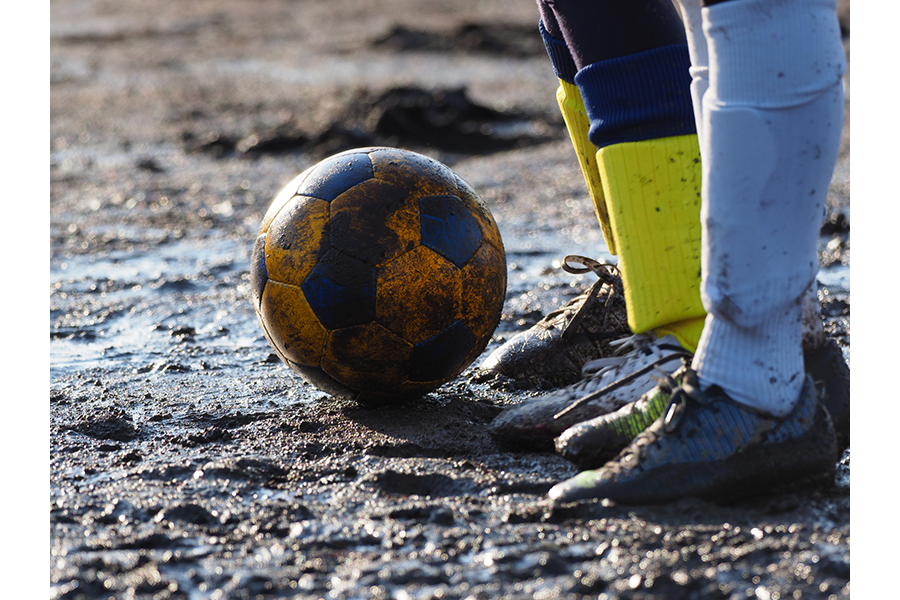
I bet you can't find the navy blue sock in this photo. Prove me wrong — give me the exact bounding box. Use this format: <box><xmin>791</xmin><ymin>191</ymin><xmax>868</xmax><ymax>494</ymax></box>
<box><xmin>575</xmin><ymin>45</ymin><xmax>696</xmax><ymax>148</ymax></box>
<box><xmin>539</xmin><ymin>20</ymin><xmax>578</xmax><ymax>83</ymax></box>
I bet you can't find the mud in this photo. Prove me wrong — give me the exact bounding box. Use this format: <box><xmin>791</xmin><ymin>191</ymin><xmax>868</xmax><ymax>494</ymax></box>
<box><xmin>50</xmin><ymin>0</ymin><xmax>851</xmax><ymax>598</ymax></box>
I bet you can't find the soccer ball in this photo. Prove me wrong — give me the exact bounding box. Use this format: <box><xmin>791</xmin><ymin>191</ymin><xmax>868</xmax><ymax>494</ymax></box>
<box><xmin>250</xmin><ymin>147</ymin><xmax>507</xmax><ymax>402</ymax></box>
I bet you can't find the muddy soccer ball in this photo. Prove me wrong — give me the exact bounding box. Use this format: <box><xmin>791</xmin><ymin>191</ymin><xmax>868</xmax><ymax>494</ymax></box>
<box><xmin>251</xmin><ymin>147</ymin><xmax>507</xmax><ymax>402</ymax></box>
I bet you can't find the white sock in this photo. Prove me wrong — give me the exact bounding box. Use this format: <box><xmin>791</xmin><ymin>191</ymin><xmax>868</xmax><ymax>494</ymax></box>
<box><xmin>690</xmin><ymin>0</ymin><xmax>846</xmax><ymax>416</ymax></box>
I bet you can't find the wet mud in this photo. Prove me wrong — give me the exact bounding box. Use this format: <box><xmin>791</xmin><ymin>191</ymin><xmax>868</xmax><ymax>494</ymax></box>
<box><xmin>51</xmin><ymin>0</ymin><xmax>850</xmax><ymax>598</ymax></box>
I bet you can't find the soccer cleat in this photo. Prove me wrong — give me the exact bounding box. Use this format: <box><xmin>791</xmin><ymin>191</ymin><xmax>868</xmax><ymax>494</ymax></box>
<box><xmin>487</xmin><ymin>331</ymin><xmax>691</xmax><ymax>449</ymax></box>
<box><xmin>547</xmin><ymin>369</ymin><xmax>838</xmax><ymax>505</ymax></box>
<box><xmin>479</xmin><ymin>256</ymin><xmax>630</xmax><ymax>388</ymax></box>
<box><xmin>555</xmin><ymin>333</ymin><xmax>850</xmax><ymax>469</ymax></box>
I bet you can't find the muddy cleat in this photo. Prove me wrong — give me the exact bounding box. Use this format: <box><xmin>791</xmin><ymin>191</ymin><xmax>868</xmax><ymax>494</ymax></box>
<box><xmin>555</xmin><ymin>335</ymin><xmax>850</xmax><ymax>469</ymax></box>
<box><xmin>548</xmin><ymin>369</ymin><xmax>838</xmax><ymax>505</ymax></box>
<box><xmin>479</xmin><ymin>256</ymin><xmax>630</xmax><ymax>388</ymax></box>
<box><xmin>487</xmin><ymin>332</ymin><xmax>691</xmax><ymax>449</ymax></box>
<box><xmin>554</xmin><ymin>365</ymin><xmax>687</xmax><ymax>470</ymax></box>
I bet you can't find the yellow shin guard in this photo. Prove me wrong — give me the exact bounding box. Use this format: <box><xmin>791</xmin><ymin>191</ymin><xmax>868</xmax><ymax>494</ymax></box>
<box><xmin>556</xmin><ymin>80</ymin><xmax>617</xmax><ymax>255</ymax></box>
<box><xmin>597</xmin><ymin>135</ymin><xmax>706</xmax><ymax>352</ymax></box>
<box><xmin>556</xmin><ymin>81</ymin><xmax>706</xmax><ymax>352</ymax></box>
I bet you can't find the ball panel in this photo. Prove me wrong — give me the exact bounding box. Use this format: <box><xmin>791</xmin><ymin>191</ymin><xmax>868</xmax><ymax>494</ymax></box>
<box><xmin>321</xmin><ymin>323</ymin><xmax>413</xmax><ymax>394</ymax></box>
<box><xmin>376</xmin><ymin>246</ymin><xmax>462</xmax><ymax>344</ymax></box>
<box><xmin>250</xmin><ymin>234</ymin><xmax>268</xmax><ymax>311</ymax></box>
<box><xmin>409</xmin><ymin>320</ymin><xmax>477</xmax><ymax>383</ymax></box>
<box><xmin>459</xmin><ymin>242</ymin><xmax>507</xmax><ymax>340</ymax></box>
<box><xmin>302</xmin><ymin>249</ymin><xmax>377</xmax><ymax>330</ymax></box>
<box><xmin>330</xmin><ymin>179</ymin><xmax>420</xmax><ymax>266</ymax></box>
<box><xmin>419</xmin><ymin>194</ymin><xmax>483</xmax><ymax>268</ymax></box>
<box><xmin>265</xmin><ymin>196</ymin><xmax>331</xmax><ymax>286</ymax></box>
<box><xmin>298</xmin><ymin>150</ymin><xmax>374</xmax><ymax>202</ymax></box>
<box><xmin>260</xmin><ymin>166</ymin><xmax>315</xmax><ymax>234</ymax></box>
<box><xmin>260</xmin><ymin>280</ymin><xmax>327</xmax><ymax>367</ymax></box>
<box><xmin>284</xmin><ymin>359</ymin><xmax>358</xmax><ymax>399</ymax></box>
<box><xmin>454</xmin><ymin>176</ymin><xmax>505</xmax><ymax>254</ymax></box>
<box><xmin>256</xmin><ymin>310</ymin><xmax>288</xmax><ymax>366</ymax></box>
<box><xmin>369</xmin><ymin>147</ymin><xmax>458</xmax><ymax>199</ymax></box>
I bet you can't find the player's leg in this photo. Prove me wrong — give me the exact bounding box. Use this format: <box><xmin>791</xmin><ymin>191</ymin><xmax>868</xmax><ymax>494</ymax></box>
<box><xmin>487</xmin><ymin>0</ymin><xmax>706</xmax><ymax>446</ymax></box>
<box><xmin>480</xmin><ymin>2</ymin><xmax>695</xmax><ymax>389</ymax></box>
<box><xmin>550</xmin><ymin>0</ymin><xmax>846</xmax><ymax>503</ymax></box>
<box><xmin>535</xmin><ymin>4</ymin><xmax>616</xmax><ymax>256</ymax></box>
<box><xmin>552</xmin><ymin>0</ymin><xmax>849</xmax><ymax>467</ymax></box>
<box><xmin>538</xmin><ymin>0</ymin><xmax>706</xmax><ymax>354</ymax></box>
<box><xmin>692</xmin><ymin>0</ymin><xmax>846</xmax><ymax>417</ymax></box>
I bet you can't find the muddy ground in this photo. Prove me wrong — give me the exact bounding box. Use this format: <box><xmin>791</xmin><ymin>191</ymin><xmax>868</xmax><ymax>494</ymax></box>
<box><xmin>50</xmin><ymin>1</ymin><xmax>851</xmax><ymax>598</ymax></box>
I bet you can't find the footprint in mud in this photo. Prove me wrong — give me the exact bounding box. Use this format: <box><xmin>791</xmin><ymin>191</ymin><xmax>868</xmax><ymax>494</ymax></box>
<box><xmin>194</xmin><ymin>457</ymin><xmax>289</xmax><ymax>486</ymax></box>
<box><xmin>359</xmin><ymin>469</ymin><xmax>483</xmax><ymax>498</ymax></box>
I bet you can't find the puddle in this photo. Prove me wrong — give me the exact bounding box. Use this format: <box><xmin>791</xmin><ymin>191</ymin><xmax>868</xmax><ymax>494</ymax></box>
<box><xmin>50</xmin><ymin>237</ymin><xmax>264</xmax><ymax>378</ymax></box>
<box><xmin>50</xmin><ymin>235</ymin><xmax>246</xmax><ymax>285</ymax></box>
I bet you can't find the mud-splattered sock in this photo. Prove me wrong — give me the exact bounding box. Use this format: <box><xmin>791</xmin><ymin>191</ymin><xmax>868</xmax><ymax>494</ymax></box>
<box><xmin>690</xmin><ymin>0</ymin><xmax>846</xmax><ymax>415</ymax></box>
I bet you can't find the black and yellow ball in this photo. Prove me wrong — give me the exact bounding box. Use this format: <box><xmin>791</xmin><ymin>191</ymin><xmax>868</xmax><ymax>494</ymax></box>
<box><xmin>250</xmin><ymin>147</ymin><xmax>507</xmax><ymax>402</ymax></box>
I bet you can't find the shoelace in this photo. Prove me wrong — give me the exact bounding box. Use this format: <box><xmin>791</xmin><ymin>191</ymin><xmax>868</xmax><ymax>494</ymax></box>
<box><xmin>659</xmin><ymin>369</ymin><xmax>768</xmax><ymax>436</ymax></box>
<box><xmin>579</xmin><ymin>332</ymin><xmax>658</xmax><ymax>377</ymax></box>
<box><xmin>554</xmin><ymin>355</ymin><xmax>691</xmax><ymax>421</ymax></box>
<box><xmin>549</xmin><ymin>333</ymin><xmax>691</xmax><ymax>421</ymax></box>
<box><xmin>579</xmin><ymin>332</ymin><xmax>692</xmax><ymax>381</ymax></box>
<box><xmin>661</xmin><ymin>369</ymin><xmax>705</xmax><ymax>432</ymax></box>
<box><xmin>556</xmin><ymin>256</ymin><xmax>621</xmax><ymax>342</ymax></box>
<box><xmin>540</xmin><ymin>255</ymin><xmax>693</xmax><ymax>423</ymax></box>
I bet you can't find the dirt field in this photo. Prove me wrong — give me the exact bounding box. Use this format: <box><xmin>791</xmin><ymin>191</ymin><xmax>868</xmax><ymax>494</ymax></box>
<box><xmin>49</xmin><ymin>1</ymin><xmax>851</xmax><ymax>598</ymax></box>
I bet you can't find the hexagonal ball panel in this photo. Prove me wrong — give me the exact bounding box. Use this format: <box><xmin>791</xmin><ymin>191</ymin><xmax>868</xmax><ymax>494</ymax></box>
<box><xmin>370</xmin><ymin>147</ymin><xmax>459</xmax><ymax>199</ymax></box>
<box><xmin>376</xmin><ymin>245</ymin><xmax>462</xmax><ymax>345</ymax></box>
<box><xmin>259</xmin><ymin>280</ymin><xmax>327</xmax><ymax>368</ymax></box>
<box><xmin>329</xmin><ymin>178</ymin><xmax>420</xmax><ymax>267</ymax></box>
<box><xmin>298</xmin><ymin>150</ymin><xmax>374</xmax><ymax>202</ymax></box>
<box><xmin>459</xmin><ymin>242</ymin><xmax>507</xmax><ymax>340</ymax></box>
<box><xmin>321</xmin><ymin>322</ymin><xmax>413</xmax><ymax>396</ymax></box>
<box><xmin>264</xmin><ymin>196</ymin><xmax>331</xmax><ymax>287</ymax></box>
<box><xmin>301</xmin><ymin>249</ymin><xmax>377</xmax><ymax>331</ymax></box>
<box><xmin>418</xmin><ymin>194</ymin><xmax>483</xmax><ymax>269</ymax></box>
